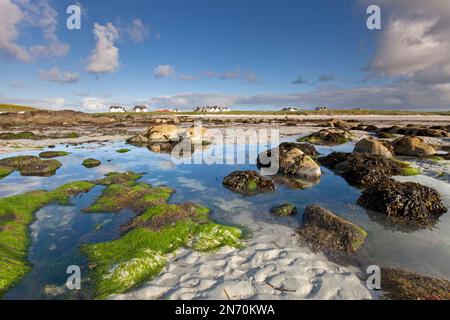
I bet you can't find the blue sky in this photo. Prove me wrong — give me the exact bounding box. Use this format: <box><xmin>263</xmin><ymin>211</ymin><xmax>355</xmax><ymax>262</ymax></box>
<box><xmin>1</xmin><ymin>0</ymin><xmax>449</xmax><ymax>111</ymax></box>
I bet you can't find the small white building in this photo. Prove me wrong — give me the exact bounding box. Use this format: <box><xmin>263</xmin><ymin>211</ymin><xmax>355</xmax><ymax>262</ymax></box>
<box><xmin>315</xmin><ymin>106</ymin><xmax>329</xmax><ymax>112</ymax></box>
<box><xmin>282</xmin><ymin>107</ymin><xmax>299</xmax><ymax>112</ymax></box>
<box><xmin>195</xmin><ymin>106</ymin><xmax>231</xmax><ymax>113</ymax></box>
<box><xmin>133</xmin><ymin>105</ymin><xmax>148</xmax><ymax>113</ymax></box>
<box><xmin>109</xmin><ymin>106</ymin><xmax>126</xmax><ymax>113</ymax></box>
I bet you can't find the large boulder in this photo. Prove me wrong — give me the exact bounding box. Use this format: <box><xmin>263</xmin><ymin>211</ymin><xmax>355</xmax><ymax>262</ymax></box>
<box><xmin>223</xmin><ymin>171</ymin><xmax>275</xmax><ymax>195</ymax></box>
<box><xmin>126</xmin><ymin>134</ymin><xmax>148</xmax><ymax>146</ymax></box>
<box><xmin>298</xmin><ymin>128</ymin><xmax>353</xmax><ymax>146</ymax></box>
<box><xmin>257</xmin><ymin>142</ymin><xmax>321</xmax><ymax>179</ymax></box>
<box><xmin>147</xmin><ymin>125</ymin><xmax>179</xmax><ymax>143</ymax></box>
<box><xmin>318</xmin><ymin>152</ymin><xmax>416</xmax><ymax>187</ymax></box>
<box><xmin>184</xmin><ymin>127</ymin><xmax>210</xmax><ymax>144</ymax></box>
<box><xmin>354</xmin><ymin>138</ymin><xmax>394</xmax><ymax>158</ymax></box>
<box><xmin>298</xmin><ymin>205</ymin><xmax>367</xmax><ymax>253</ymax></box>
<box><xmin>357</xmin><ymin>179</ymin><xmax>447</xmax><ymax>225</ymax></box>
<box><xmin>392</xmin><ymin>136</ymin><xmax>436</xmax><ymax>157</ymax></box>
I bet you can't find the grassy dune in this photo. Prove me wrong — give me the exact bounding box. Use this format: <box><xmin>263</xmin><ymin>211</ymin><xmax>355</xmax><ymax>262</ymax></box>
<box><xmin>0</xmin><ymin>104</ymin><xmax>38</xmax><ymax>112</ymax></box>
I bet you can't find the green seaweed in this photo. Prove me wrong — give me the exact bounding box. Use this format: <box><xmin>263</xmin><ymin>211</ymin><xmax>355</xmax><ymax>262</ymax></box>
<box><xmin>39</xmin><ymin>151</ymin><xmax>71</xmax><ymax>159</ymax></box>
<box><xmin>116</xmin><ymin>149</ymin><xmax>131</xmax><ymax>154</ymax></box>
<box><xmin>0</xmin><ymin>156</ymin><xmax>62</xmax><ymax>177</ymax></box>
<box><xmin>0</xmin><ymin>166</ymin><xmax>14</xmax><ymax>180</ymax></box>
<box><xmin>0</xmin><ymin>181</ymin><xmax>95</xmax><ymax>297</ymax></box>
<box><xmin>82</xmin><ymin>203</ymin><xmax>243</xmax><ymax>299</ymax></box>
<box><xmin>82</xmin><ymin>158</ymin><xmax>101</xmax><ymax>168</ymax></box>
<box><xmin>393</xmin><ymin>159</ymin><xmax>421</xmax><ymax>176</ymax></box>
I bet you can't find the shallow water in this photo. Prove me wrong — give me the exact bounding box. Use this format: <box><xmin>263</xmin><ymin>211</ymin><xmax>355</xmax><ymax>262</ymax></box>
<box><xmin>1</xmin><ymin>138</ymin><xmax>449</xmax><ymax>299</ymax></box>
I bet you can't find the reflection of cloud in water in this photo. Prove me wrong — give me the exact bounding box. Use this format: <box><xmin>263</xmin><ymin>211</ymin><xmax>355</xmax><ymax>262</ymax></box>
<box><xmin>31</xmin><ymin>206</ymin><xmax>77</xmax><ymax>240</ymax></box>
<box><xmin>176</xmin><ymin>177</ymin><xmax>208</xmax><ymax>192</ymax></box>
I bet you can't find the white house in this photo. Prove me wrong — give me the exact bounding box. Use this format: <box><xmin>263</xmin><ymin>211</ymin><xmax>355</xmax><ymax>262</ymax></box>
<box><xmin>133</xmin><ymin>105</ymin><xmax>148</xmax><ymax>112</ymax></box>
<box><xmin>282</xmin><ymin>107</ymin><xmax>299</xmax><ymax>112</ymax></box>
<box><xmin>109</xmin><ymin>106</ymin><xmax>126</xmax><ymax>113</ymax></box>
<box><xmin>195</xmin><ymin>106</ymin><xmax>231</xmax><ymax>112</ymax></box>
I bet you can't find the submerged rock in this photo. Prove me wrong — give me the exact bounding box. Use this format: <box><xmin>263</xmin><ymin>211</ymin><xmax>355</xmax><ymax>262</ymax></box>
<box><xmin>392</xmin><ymin>136</ymin><xmax>436</xmax><ymax>157</ymax></box>
<box><xmin>298</xmin><ymin>128</ymin><xmax>353</xmax><ymax>146</ymax></box>
<box><xmin>298</xmin><ymin>205</ymin><xmax>367</xmax><ymax>253</ymax></box>
<box><xmin>379</xmin><ymin>268</ymin><xmax>450</xmax><ymax>300</ymax></box>
<box><xmin>270</xmin><ymin>203</ymin><xmax>298</xmax><ymax>216</ymax></box>
<box><xmin>357</xmin><ymin>179</ymin><xmax>447</xmax><ymax>225</ymax></box>
<box><xmin>223</xmin><ymin>170</ymin><xmax>275</xmax><ymax>195</ymax></box>
<box><xmin>318</xmin><ymin>152</ymin><xmax>413</xmax><ymax>186</ymax></box>
<box><xmin>82</xmin><ymin>158</ymin><xmax>101</xmax><ymax>168</ymax></box>
<box><xmin>39</xmin><ymin>151</ymin><xmax>71</xmax><ymax>159</ymax></box>
<box><xmin>354</xmin><ymin>138</ymin><xmax>394</xmax><ymax>158</ymax></box>
<box><xmin>0</xmin><ymin>155</ymin><xmax>62</xmax><ymax>177</ymax></box>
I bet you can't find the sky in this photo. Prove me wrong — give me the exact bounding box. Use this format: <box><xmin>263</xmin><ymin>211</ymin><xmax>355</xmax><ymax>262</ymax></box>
<box><xmin>0</xmin><ymin>0</ymin><xmax>449</xmax><ymax>111</ymax></box>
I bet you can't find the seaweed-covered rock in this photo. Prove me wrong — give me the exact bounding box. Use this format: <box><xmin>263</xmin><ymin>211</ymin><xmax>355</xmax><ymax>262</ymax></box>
<box><xmin>223</xmin><ymin>170</ymin><xmax>275</xmax><ymax>194</ymax></box>
<box><xmin>0</xmin><ymin>156</ymin><xmax>62</xmax><ymax>177</ymax></box>
<box><xmin>270</xmin><ymin>203</ymin><xmax>297</xmax><ymax>216</ymax></box>
<box><xmin>319</xmin><ymin>152</ymin><xmax>409</xmax><ymax>186</ymax></box>
<box><xmin>257</xmin><ymin>142</ymin><xmax>321</xmax><ymax>178</ymax></box>
<box><xmin>298</xmin><ymin>128</ymin><xmax>353</xmax><ymax>146</ymax></box>
<box><xmin>364</xmin><ymin>125</ymin><xmax>378</xmax><ymax>132</ymax></box>
<box><xmin>392</xmin><ymin>136</ymin><xmax>436</xmax><ymax>157</ymax></box>
<box><xmin>147</xmin><ymin>124</ymin><xmax>179</xmax><ymax>143</ymax></box>
<box><xmin>39</xmin><ymin>151</ymin><xmax>70</xmax><ymax>159</ymax></box>
<box><xmin>354</xmin><ymin>138</ymin><xmax>394</xmax><ymax>158</ymax></box>
<box><xmin>378</xmin><ymin>268</ymin><xmax>450</xmax><ymax>300</ymax></box>
<box><xmin>82</xmin><ymin>158</ymin><xmax>101</xmax><ymax>168</ymax></box>
<box><xmin>298</xmin><ymin>205</ymin><xmax>367</xmax><ymax>253</ymax></box>
<box><xmin>357</xmin><ymin>179</ymin><xmax>447</xmax><ymax>225</ymax></box>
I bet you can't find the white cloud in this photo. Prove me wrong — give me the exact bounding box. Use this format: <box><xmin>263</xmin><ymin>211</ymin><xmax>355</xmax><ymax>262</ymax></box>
<box><xmin>219</xmin><ymin>67</ymin><xmax>257</xmax><ymax>82</ymax></box>
<box><xmin>86</xmin><ymin>23</ymin><xmax>120</xmax><ymax>74</ymax></box>
<box><xmin>38</xmin><ymin>67</ymin><xmax>79</xmax><ymax>84</ymax></box>
<box><xmin>127</xmin><ymin>19</ymin><xmax>150</xmax><ymax>43</ymax></box>
<box><xmin>178</xmin><ymin>74</ymin><xmax>199</xmax><ymax>81</ymax></box>
<box><xmin>0</xmin><ymin>0</ymin><xmax>69</xmax><ymax>62</ymax></box>
<box><xmin>0</xmin><ymin>95</ymin><xmax>66</xmax><ymax>110</ymax></box>
<box><xmin>153</xmin><ymin>64</ymin><xmax>175</xmax><ymax>79</ymax></box>
<box><xmin>81</xmin><ymin>97</ymin><xmax>109</xmax><ymax>111</ymax></box>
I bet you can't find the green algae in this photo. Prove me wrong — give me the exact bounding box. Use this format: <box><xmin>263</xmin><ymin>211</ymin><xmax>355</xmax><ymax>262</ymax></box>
<box><xmin>393</xmin><ymin>159</ymin><xmax>421</xmax><ymax>176</ymax></box>
<box><xmin>39</xmin><ymin>151</ymin><xmax>71</xmax><ymax>159</ymax></box>
<box><xmin>95</xmin><ymin>172</ymin><xmax>142</xmax><ymax>185</ymax></box>
<box><xmin>82</xmin><ymin>158</ymin><xmax>101</xmax><ymax>168</ymax></box>
<box><xmin>0</xmin><ymin>181</ymin><xmax>95</xmax><ymax>298</ymax></box>
<box><xmin>82</xmin><ymin>203</ymin><xmax>243</xmax><ymax>299</ymax></box>
<box><xmin>0</xmin><ymin>166</ymin><xmax>14</xmax><ymax>180</ymax></box>
<box><xmin>116</xmin><ymin>149</ymin><xmax>131</xmax><ymax>154</ymax></box>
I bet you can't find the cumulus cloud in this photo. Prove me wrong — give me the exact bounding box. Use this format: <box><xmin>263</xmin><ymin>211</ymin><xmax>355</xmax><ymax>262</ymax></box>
<box><xmin>127</xmin><ymin>19</ymin><xmax>150</xmax><ymax>43</ymax></box>
<box><xmin>153</xmin><ymin>64</ymin><xmax>175</xmax><ymax>79</ymax></box>
<box><xmin>364</xmin><ymin>0</ymin><xmax>450</xmax><ymax>86</ymax></box>
<box><xmin>219</xmin><ymin>67</ymin><xmax>257</xmax><ymax>82</ymax></box>
<box><xmin>38</xmin><ymin>67</ymin><xmax>79</xmax><ymax>84</ymax></box>
<box><xmin>0</xmin><ymin>0</ymin><xmax>69</xmax><ymax>62</ymax></box>
<box><xmin>292</xmin><ymin>75</ymin><xmax>308</xmax><ymax>84</ymax></box>
<box><xmin>81</xmin><ymin>97</ymin><xmax>109</xmax><ymax>111</ymax></box>
<box><xmin>178</xmin><ymin>74</ymin><xmax>199</xmax><ymax>81</ymax></box>
<box><xmin>86</xmin><ymin>23</ymin><xmax>120</xmax><ymax>74</ymax></box>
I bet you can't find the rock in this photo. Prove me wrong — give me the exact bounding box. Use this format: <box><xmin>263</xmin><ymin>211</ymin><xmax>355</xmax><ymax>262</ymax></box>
<box><xmin>376</xmin><ymin>131</ymin><xmax>396</xmax><ymax>139</ymax></box>
<box><xmin>257</xmin><ymin>142</ymin><xmax>321</xmax><ymax>179</ymax></box>
<box><xmin>185</xmin><ymin>127</ymin><xmax>210</xmax><ymax>143</ymax></box>
<box><xmin>398</xmin><ymin>127</ymin><xmax>448</xmax><ymax>138</ymax></box>
<box><xmin>298</xmin><ymin>128</ymin><xmax>353</xmax><ymax>145</ymax></box>
<box><xmin>298</xmin><ymin>205</ymin><xmax>367</xmax><ymax>253</ymax></box>
<box><xmin>364</xmin><ymin>125</ymin><xmax>378</xmax><ymax>132</ymax></box>
<box><xmin>378</xmin><ymin>268</ymin><xmax>450</xmax><ymax>300</ymax></box>
<box><xmin>354</xmin><ymin>138</ymin><xmax>394</xmax><ymax>158</ymax></box>
<box><xmin>39</xmin><ymin>151</ymin><xmax>71</xmax><ymax>159</ymax></box>
<box><xmin>126</xmin><ymin>134</ymin><xmax>148</xmax><ymax>146</ymax></box>
<box><xmin>444</xmin><ymin>153</ymin><xmax>450</xmax><ymax>160</ymax></box>
<box><xmin>392</xmin><ymin>136</ymin><xmax>436</xmax><ymax>157</ymax></box>
<box><xmin>82</xmin><ymin>158</ymin><xmax>101</xmax><ymax>168</ymax></box>
<box><xmin>318</xmin><ymin>152</ymin><xmax>414</xmax><ymax>186</ymax></box>
<box><xmin>147</xmin><ymin>125</ymin><xmax>179</xmax><ymax>143</ymax></box>
<box><xmin>223</xmin><ymin>171</ymin><xmax>275</xmax><ymax>195</ymax></box>
<box><xmin>0</xmin><ymin>156</ymin><xmax>61</xmax><ymax>177</ymax></box>
<box><xmin>270</xmin><ymin>203</ymin><xmax>297</xmax><ymax>216</ymax></box>
<box><xmin>357</xmin><ymin>179</ymin><xmax>447</xmax><ymax>225</ymax></box>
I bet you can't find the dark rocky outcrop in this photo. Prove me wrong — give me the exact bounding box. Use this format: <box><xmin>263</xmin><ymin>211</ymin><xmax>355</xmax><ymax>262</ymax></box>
<box><xmin>223</xmin><ymin>170</ymin><xmax>275</xmax><ymax>195</ymax></box>
<box><xmin>319</xmin><ymin>152</ymin><xmax>408</xmax><ymax>186</ymax></box>
<box><xmin>39</xmin><ymin>151</ymin><xmax>71</xmax><ymax>159</ymax></box>
<box><xmin>380</xmin><ymin>126</ymin><xmax>448</xmax><ymax>138</ymax></box>
<box><xmin>298</xmin><ymin>205</ymin><xmax>367</xmax><ymax>253</ymax></box>
<box><xmin>357</xmin><ymin>179</ymin><xmax>447</xmax><ymax>225</ymax></box>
